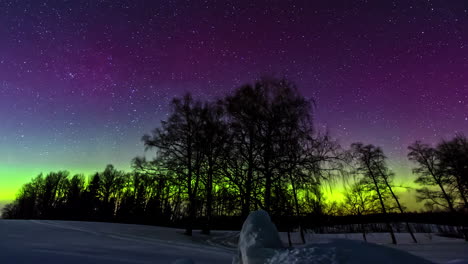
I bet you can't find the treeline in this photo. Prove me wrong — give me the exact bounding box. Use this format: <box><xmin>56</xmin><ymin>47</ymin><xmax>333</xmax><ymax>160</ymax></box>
<box><xmin>2</xmin><ymin>78</ymin><xmax>467</xmax><ymax>242</ymax></box>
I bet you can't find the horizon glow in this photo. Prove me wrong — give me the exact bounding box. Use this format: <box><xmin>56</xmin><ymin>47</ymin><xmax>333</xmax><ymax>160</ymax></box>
<box><xmin>0</xmin><ymin>1</ymin><xmax>467</xmax><ymax>209</ymax></box>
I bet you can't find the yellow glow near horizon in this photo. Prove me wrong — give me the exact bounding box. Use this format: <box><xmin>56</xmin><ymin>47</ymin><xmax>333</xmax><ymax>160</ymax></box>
<box><xmin>0</xmin><ymin>163</ymin><xmax>424</xmax><ymax>211</ymax></box>
<box><xmin>0</xmin><ymin>165</ymin><xmax>107</xmax><ymax>201</ymax></box>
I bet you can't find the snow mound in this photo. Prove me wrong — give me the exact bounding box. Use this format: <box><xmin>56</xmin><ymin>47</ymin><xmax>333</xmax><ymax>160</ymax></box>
<box><xmin>267</xmin><ymin>247</ymin><xmax>337</xmax><ymax>264</ymax></box>
<box><xmin>172</xmin><ymin>258</ymin><xmax>195</xmax><ymax>264</ymax></box>
<box><xmin>233</xmin><ymin>210</ymin><xmax>438</xmax><ymax>264</ymax></box>
<box><xmin>446</xmin><ymin>260</ymin><xmax>468</xmax><ymax>264</ymax></box>
<box><xmin>233</xmin><ymin>210</ymin><xmax>284</xmax><ymax>264</ymax></box>
<box><xmin>233</xmin><ymin>210</ymin><xmax>337</xmax><ymax>264</ymax></box>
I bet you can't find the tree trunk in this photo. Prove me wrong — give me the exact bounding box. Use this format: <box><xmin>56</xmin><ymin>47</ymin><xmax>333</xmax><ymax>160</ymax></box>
<box><xmin>424</xmin><ymin>157</ymin><xmax>456</xmax><ymax>213</ymax></box>
<box><xmin>438</xmin><ymin>181</ymin><xmax>456</xmax><ymax>212</ymax></box>
<box><xmin>455</xmin><ymin>177</ymin><xmax>468</xmax><ymax>208</ymax></box>
<box><xmin>242</xmin><ymin>158</ymin><xmax>253</xmax><ymax>219</ymax></box>
<box><xmin>290</xmin><ymin>172</ymin><xmax>305</xmax><ymax>244</ymax></box>
<box><xmin>378</xmin><ymin>169</ymin><xmax>417</xmax><ymax>243</ymax></box>
<box><xmin>186</xmin><ymin>194</ymin><xmax>194</xmax><ymax>236</ymax></box>
<box><xmin>361</xmin><ymin>223</ymin><xmax>367</xmax><ymax>242</ymax></box>
<box><xmin>359</xmin><ymin>211</ymin><xmax>367</xmax><ymax>242</ymax></box>
<box><xmin>263</xmin><ymin>133</ymin><xmax>272</xmax><ymax>213</ymax></box>
<box><xmin>264</xmin><ymin>172</ymin><xmax>272</xmax><ymax>212</ymax></box>
<box><xmin>185</xmin><ymin>138</ymin><xmax>193</xmax><ymax>236</ymax></box>
<box><xmin>367</xmin><ymin>164</ymin><xmax>397</xmax><ymax>244</ymax></box>
<box><xmin>203</xmin><ymin>159</ymin><xmax>214</xmax><ymax>235</ymax></box>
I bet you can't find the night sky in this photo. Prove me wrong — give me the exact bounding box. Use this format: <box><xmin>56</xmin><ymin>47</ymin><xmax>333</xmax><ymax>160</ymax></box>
<box><xmin>1</xmin><ymin>1</ymin><xmax>467</xmax><ymax>204</ymax></box>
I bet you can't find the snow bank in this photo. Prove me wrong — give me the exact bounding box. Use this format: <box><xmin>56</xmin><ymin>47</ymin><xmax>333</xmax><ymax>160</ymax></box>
<box><xmin>233</xmin><ymin>210</ymin><xmax>284</xmax><ymax>264</ymax></box>
<box><xmin>172</xmin><ymin>258</ymin><xmax>195</xmax><ymax>264</ymax></box>
<box><xmin>267</xmin><ymin>247</ymin><xmax>337</xmax><ymax>264</ymax></box>
<box><xmin>447</xmin><ymin>260</ymin><xmax>468</xmax><ymax>264</ymax></box>
<box><xmin>233</xmin><ymin>210</ymin><xmax>337</xmax><ymax>264</ymax></box>
<box><xmin>233</xmin><ymin>210</ymin><xmax>443</xmax><ymax>264</ymax></box>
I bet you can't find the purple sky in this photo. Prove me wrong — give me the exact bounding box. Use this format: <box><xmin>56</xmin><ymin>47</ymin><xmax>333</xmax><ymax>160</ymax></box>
<box><xmin>0</xmin><ymin>0</ymin><xmax>467</xmax><ymax>200</ymax></box>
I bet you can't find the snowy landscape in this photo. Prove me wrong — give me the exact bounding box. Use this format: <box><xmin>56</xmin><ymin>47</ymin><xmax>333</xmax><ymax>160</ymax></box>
<box><xmin>1</xmin><ymin>210</ymin><xmax>466</xmax><ymax>264</ymax></box>
<box><xmin>1</xmin><ymin>1</ymin><xmax>468</xmax><ymax>264</ymax></box>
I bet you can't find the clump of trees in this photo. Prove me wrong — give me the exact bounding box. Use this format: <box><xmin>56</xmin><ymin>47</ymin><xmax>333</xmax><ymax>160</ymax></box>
<box><xmin>345</xmin><ymin>143</ymin><xmax>417</xmax><ymax>244</ymax></box>
<box><xmin>3</xmin><ymin>78</ymin><xmax>340</xmax><ymax>236</ymax></box>
<box><xmin>408</xmin><ymin>134</ymin><xmax>468</xmax><ymax>212</ymax></box>
<box><xmin>338</xmin><ymin>135</ymin><xmax>468</xmax><ymax>243</ymax></box>
<box><xmin>2</xmin><ymin>78</ymin><xmax>467</xmax><ymax>242</ymax></box>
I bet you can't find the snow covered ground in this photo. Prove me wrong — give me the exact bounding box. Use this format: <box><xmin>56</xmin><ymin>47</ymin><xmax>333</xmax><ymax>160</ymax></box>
<box><xmin>276</xmin><ymin>232</ymin><xmax>468</xmax><ymax>264</ymax></box>
<box><xmin>0</xmin><ymin>218</ymin><xmax>466</xmax><ymax>264</ymax></box>
<box><xmin>0</xmin><ymin>219</ymin><xmax>234</xmax><ymax>264</ymax></box>
<box><xmin>279</xmin><ymin>232</ymin><xmax>468</xmax><ymax>264</ymax></box>
<box><xmin>229</xmin><ymin>210</ymin><xmax>468</xmax><ymax>264</ymax></box>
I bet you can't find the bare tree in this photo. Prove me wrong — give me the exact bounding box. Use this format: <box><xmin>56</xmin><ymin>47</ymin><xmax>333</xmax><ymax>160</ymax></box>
<box><xmin>351</xmin><ymin>143</ymin><xmax>397</xmax><ymax>244</ymax></box>
<box><xmin>408</xmin><ymin>141</ymin><xmax>456</xmax><ymax>212</ymax></box>
<box><xmin>225</xmin><ymin>84</ymin><xmax>263</xmax><ymax>217</ymax></box>
<box><xmin>98</xmin><ymin>165</ymin><xmax>124</xmax><ymax>219</ymax></box>
<box><xmin>142</xmin><ymin>94</ymin><xmax>204</xmax><ymax>236</ymax></box>
<box><xmin>437</xmin><ymin>134</ymin><xmax>468</xmax><ymax>209</ymax></box>
<box><xmin>199</xmin><ymin>101</ymin><xmax>229</xmax><ymax>234</ymax></box>
<box><xmin>343</xmin><ymin>179</ymin><xmax>379</xmax><ymax>241</ymax></box>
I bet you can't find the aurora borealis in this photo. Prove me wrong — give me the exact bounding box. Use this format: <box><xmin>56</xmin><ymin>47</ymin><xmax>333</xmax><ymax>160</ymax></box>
<box><xmin>0</xmin><ymin>1</ymin><xmax>467</xmax><ymax>205</ymax></box>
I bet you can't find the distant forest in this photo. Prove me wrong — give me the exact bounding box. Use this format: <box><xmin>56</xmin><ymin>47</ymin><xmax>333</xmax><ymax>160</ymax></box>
<box><xmin>2</xmin><ymin>78</ymin><xmax>467</xmax><ymax>242</ymax></box>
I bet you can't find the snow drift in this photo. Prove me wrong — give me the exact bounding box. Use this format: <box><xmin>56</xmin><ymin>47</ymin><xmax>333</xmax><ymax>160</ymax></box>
<box><xmin>233</xmin><ymin>210</ymin><xmax>284</xmax><ymax>264</ymax></box>
<box><xmin>233</xmin><ymin>210</ymin><xmax>442</xmax><ymax>264</ymax></box>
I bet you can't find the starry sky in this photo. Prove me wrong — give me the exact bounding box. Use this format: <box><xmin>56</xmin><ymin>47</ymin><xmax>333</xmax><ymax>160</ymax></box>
<box><xmin>0</xmin><ymin>0</ymin><xmax>467</xmax><ymax>204</ymax></box>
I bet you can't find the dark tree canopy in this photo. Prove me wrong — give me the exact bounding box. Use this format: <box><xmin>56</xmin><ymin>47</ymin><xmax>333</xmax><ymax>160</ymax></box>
<box><xmin>2</xmin><ymin>78</ymin><xmax>467</xmax><ymax>241</ymax></box>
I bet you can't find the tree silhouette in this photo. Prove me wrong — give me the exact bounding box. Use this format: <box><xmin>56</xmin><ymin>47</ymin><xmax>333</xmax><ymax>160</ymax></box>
<box><xmin>343</xmin><ymin>180</ymin><xmax>379</xmax><ymax>241</ymax></box>
<box><xmin>82</xmin><ymin>173</ymin><xmax>102</xmax><ymax>219</ymax></box>
<box><xmin>198</xmin><ymin>101</ymin><xmax>228</xmax><ymax>234</ymax></box>
<box><xmin>3</xmin><ymin>77</ymin><xmax>466</xmax><ymax>241</ymax></box>
<box><xmin>142</xmin><ymin>94</ymin><xmax>205</xmax><ymax>236</ymax></box>
<box><xmin>437</xmin><ymin>134</ymin><xmax>468</xmax><ymax>209</ymax></box>
<box><xmin>98</xmin><ymin>165</ymin><xmax>124</xmax><ymax>220</ymax></box>
<box><xmin>351</xmin><ymin>143</ymin><xmax>397</xmax><ymax>244</ymax></box>
<box><xmin>64</xmin><ymin>174</ymin><xmax>85</xmax><ymax>219</ymax></box>
<box><xmin>408</xmin><ymin>142</ymin><xmax>456</xmax><ymax>212</ymax></box>
<box><xmin>225</xmin><ymin>84</ymin><xmax>263</xmax><ymax>218</ymax></box>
